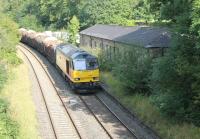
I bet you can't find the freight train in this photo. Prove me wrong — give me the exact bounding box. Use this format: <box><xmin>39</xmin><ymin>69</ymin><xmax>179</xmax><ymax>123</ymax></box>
<box><xmin>19</xmin><ymin>28</ymin><xmax>100</xmax><ymax>90</ymax></box>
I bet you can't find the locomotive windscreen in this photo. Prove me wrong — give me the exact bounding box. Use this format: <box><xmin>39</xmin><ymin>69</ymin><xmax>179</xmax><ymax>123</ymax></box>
<box><xmin>73</xmin><ymin>58</ymin><xmax>98</xmax><ymax>71</ymax></box>
<box><xmin>86</xmin><ymin>58</ymin><xmax>98</xmax><ymax>70</ymax></box>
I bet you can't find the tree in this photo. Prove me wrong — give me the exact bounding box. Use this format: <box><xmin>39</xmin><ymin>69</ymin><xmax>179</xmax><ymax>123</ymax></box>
<box><xmin>68</xmin><ymin>16</ymin><xmax>80</xmax><ymax>44</ymax></box>
<box><xmin>191</xmin><ymin>0</ymin><xmax>200</xmax><ymax>36</ymax></box>
<box><xmin>78</xmin><ymin>0</ymin><xmax>137</xmax><ymax>29</ymax></box>
<box><xmin>149</xmin><ymin>0</ymin><xmax>200</xmax><ymax>126</ymax></box>
<box><xmin>132</xmin><ymin>0</ymin><xmax>155</xmax><ymax>22</ymax></box>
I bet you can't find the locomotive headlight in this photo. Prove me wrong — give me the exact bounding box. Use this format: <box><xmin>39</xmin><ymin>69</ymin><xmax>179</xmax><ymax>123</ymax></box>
<box><xmin>74</xmin><ymin>78</ymin><xmax>80</xmax><ymax>81</ymax></box>
<box><xmin>93</xmin><ymin>77</ymin><xmax>99</xmax><ymax>80</ymax></box>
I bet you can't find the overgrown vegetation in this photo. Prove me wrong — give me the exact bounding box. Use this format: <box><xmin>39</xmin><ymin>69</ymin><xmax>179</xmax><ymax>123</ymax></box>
<box><xmin>0</xmin><ymin>98</ymin><xmax>18</xmax><ymax>139</ymax></box>
<box><xmin>1</xmin><ymin>63</ymin><xmax>40</xmax><ymax>139</ymax></box>
<box><xmin>3</xmin><ymin>0</ymin><xmax>155</xmax><ymax>30</ymax></box>
<box><xmin>1</xmin><ymin>0</ymin><xmax>200</xmax><ymax>137</ymax></box>
<box><xmin>97</xmin><ymin>0</ymin><xmax>200</xmax><ymax>127</ymax></box>
<box><xmin>68</xmin><ymin>15</ymin><xmax>80</xmax><ymax>44</ymax></box>
<box><xmin>99</xmin><ymin>47</ymin><xmax>152</xmax><ymax>95</ymax></box>
<box><xmin>0</xmin><ymin>4</ymin><xmax>21</xmax><ymax>138</ymax></box>
<box><xmin>0</xmin><ymin>13</ymin><xmax>21</xmax><ymax>65</ymax></box>
<box><xmin>101</xmin><ymin>72</ymin><xmax>200</xmax><ymax>139</ymax></box>
<box><xmin>149</xmin><ymin>0</ymin><xmax>200</xmax><ymax>126</ymax></box>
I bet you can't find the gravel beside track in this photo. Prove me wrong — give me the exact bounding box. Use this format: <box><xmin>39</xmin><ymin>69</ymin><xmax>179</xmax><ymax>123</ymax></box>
<box><xmin>18</xmin><ymin>45</ymin><xmax>80</xmax><ymax>139</ymax></box>
<box><xmin>98</xmin><ymin>86</ymin><xmax>161</xmax><ymax>139</ymax></box>
<box><xmin>18</xmin><ymin>50</ymin><xmax>56</xmax><ymax>139</ymax></box>
<box><xmin>80</xmin><ymin>95</ymin><xmax>137</xmax><ymax>139</ymax></box>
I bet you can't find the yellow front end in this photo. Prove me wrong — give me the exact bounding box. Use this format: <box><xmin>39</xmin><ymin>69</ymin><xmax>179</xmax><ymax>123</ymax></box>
<box><xmin>71</xmin><ymin>69</ymin><xmax>100</xmax><ymax>83</ymax></box>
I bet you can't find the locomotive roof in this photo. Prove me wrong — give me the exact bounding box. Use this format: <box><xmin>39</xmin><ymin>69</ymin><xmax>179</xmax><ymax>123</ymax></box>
<box><xmin>57</xmin><ymin>44</ymin><xmax>96</xmax><ymax>60</ymax></box>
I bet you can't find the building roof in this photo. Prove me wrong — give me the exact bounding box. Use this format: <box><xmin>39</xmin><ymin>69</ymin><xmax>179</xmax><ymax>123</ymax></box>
<box><xmin>80</xmin><ymin>24</ymin><xmax>171</xmax><ymax>48</ymax></box>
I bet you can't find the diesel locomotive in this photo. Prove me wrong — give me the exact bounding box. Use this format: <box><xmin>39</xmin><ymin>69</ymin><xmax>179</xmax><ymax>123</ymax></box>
<box><xmin>19</xmin><ymin>28</ymin><xmax>100</xmax><ymax>90</ymax></box>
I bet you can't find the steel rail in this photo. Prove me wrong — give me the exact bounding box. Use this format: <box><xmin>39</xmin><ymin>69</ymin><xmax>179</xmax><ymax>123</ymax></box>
<box><xmin>79</xmin><ymin>96</ymin><xmax>113</xmax><ymax>139</ymax></box>
<box><xmin>100</xmin><ymin>84</ymin><xmax>161</xmax><ymax>139</ymax></box>
<box><xmin>18</xmin><ymin>47</ymin><xmax>58</xmax><ymax>139</ymax></box>
<box><xmin>19</xmin><ymin>44</ymin><xmax>82</xmax><ymax>139</ymax></box>
<box><xmin>94</xmin><ymin>94</ymin><xmax>138</xmax><ymax>138</ymax></box>
<box><xmin>20</xmin><ymin>43</ymin><xmax>114</xmax><ymax>139</ymax></box>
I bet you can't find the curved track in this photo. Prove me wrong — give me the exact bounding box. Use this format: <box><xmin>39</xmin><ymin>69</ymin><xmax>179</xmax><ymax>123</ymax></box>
<box><xmin>18</xmin><ymin>44</ymin><xmax>115</xmax><ymax>139</ymax></box>
<box><xmin>18</xmin><ymin>43</ymin><xmax>158</xmax><ymax>139</ymax></box>
<box><xmin>18</xmin><ymin>45</ymin><xmax>81</xmax><ymax>139</ymax></box>
<box><xmin>18</xmin><ymin>47</ymin><xmax>58</xmax><ymax>139</ymax></box>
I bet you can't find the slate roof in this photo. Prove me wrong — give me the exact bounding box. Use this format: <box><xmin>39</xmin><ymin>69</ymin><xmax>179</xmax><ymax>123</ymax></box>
<box><xmin>80</xmin><ymin>24</ymin><xmax>171</xmax><ymax>48</ymax></box>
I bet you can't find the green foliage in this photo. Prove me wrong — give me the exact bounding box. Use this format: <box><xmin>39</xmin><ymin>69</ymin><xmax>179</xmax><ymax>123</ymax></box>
<box><xmin>113</xmin><ymin>47</ymin><xmax>152</xmax><ymax>94</ymax></box>
<box><xmin>149</xmin><ymin>0</ymin><xmax>200</xmax><ymax>126</ymax></box>
<box><xmin>68</xmin><ymin>16</ymin><xmax>80</xmax><ymax>44</ymax></box>
<box><xmin>191</xmin><ymin>0</ymin><xmax>200</xmax><ymax>36</ymax></box>
<box><xmin>0</xmin><ymin>99</ymin><xmax>18</xmax><ymax>138</ymax></box>
<box><xmin>79</xmin><ymin>0</ymin><xmax>136</xmax><ymax>28</ymax></box>
<box><xmin>98</xmin><ymin>49</ymin><xmax>114</xmax><ymax>71</ymax></box>
<box><xmin>101</xmin><ymin>72</ymin><xmax>200</xmax><ymax>139</ymax></box>
<box><xmin>2</xmin><ymin>0</ymin><xmax>44</xmax><ymax>31</ymax></box>
<box><xmin>149</xmin><ymin>0</ymin><xmax>192</xmax><ymax>32</ymax></box>
<box><xmin>2</xmin><ymin>0</ymin><xmax>155</xmax><ymax>30</ymax></box>
<box><xmin>0</xmin><ymin>65</ymin><xmax>7</xmax><ymax>91</ymax></box>
<box><xmin>150</xmin><ymin>35</ymin><xmax>200</xmax><ymax>126</ymax></box>
<box><xmin>18</xmin><ymin>15</ymin><xmax>44</xmax><ymax>31</ymax></box>
<box><xmin>39</xmin><ymin>0</ymin><xmax>80</xmax><ymax>28</ymax></box>
<box><xmin>0</xmin><ymin>13</ymin><xmax>21</xmax><ymax>65</ymax></box>
<box><xmin>99</xmin><ymin>46</ymin><xmax>152</xmax><ymax>94</ymax></box>
<box><xmin>132</xmin><ymin>0</ymin><xmax>155</xmax><ymax>22</ymax></box>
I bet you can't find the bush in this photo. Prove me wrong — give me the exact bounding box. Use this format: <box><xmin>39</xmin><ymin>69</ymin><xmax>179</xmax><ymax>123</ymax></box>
<box><xmin>98</xmin><ymin>50</ymin><xmax>115</xmax><ymax>71</ymax></box>
<box><xmin>0</xmin><ymin>13</ymin><xmax>21</xmax><ymax>65</ymax></box>
<box><xmin>0</xmin><ymin>65</ymin><xmax>7</xmax><ymax>91</ymax></box>
<box><xmin>0</xmin><ymin>99</ymin><xmax>18</xmax><ymax>138</ymax></box>
<box><xmin>150</xmin><ymin>35</ymin><xmax>200</xmax><ymax>126</ymax></box>
<box><xmin>113</xmin><ymin>47</ymin><xmax>152</xmax><ymax>94</ymax></box>
<box><xmin>18</xmin><ymin>14</ymin><xmax>44</xmax><ymax>31</ymax></box>
<box><xmin>68</xmin><ymin>16</ymin><xmax>80</xmax><ymax>44</ymax></box>
<box><xmin>0</xmin><ymin>12</ymin><xmax>20</xmax><ymax>139</ymax></box>
<box><xmin>99</xmin><ymin>46</ymin><xmax>152</xmax><ymax>94</ymax></box>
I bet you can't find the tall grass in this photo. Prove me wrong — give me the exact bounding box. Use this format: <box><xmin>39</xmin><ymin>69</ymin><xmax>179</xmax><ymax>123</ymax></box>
<box><xmin>0</xmin><ymin>11</ymin><xmax>22</xmax><ymax>138</ymax></box>
<box><xmin>0</xmin><ymin>64</ymin><xmax>18</xmax><ymax>139</ymax></box>
<box><xmin>1</xmin><ymin>61</ymin><xmax>40</xmax><ymax>139</ymax></box>
<box><xmin>0</xmin><ymin>64</ymin><xmax>7</xmax><ymax>90</ymax></box>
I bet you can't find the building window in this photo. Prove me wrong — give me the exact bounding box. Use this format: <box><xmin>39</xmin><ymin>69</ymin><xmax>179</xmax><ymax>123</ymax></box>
<box><xmin>109</xmin><ymin>46</ymin><xmax>112</xmax><ymax>60</ymax></box>
<box><xmin>113</xmin><ymin>47</ymin><xmax>116</xmax><ymax>58</ymax></box>
<box><xmin>90</xmin><ymin>37</ymin><xmax>92</xmax><ymax>48</ymax></box>
<box><xmin>94</xmin><ymin>41</ymin><xmax>97</xmax><ymax>47</ymax></box>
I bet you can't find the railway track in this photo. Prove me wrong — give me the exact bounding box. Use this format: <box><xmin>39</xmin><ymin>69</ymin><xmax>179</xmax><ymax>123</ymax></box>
<box><xmin>19</xmin><ymin>43</ymin><xmax>158</xmax><ymax>139</ymax></box>
<box><xmin>18</xmin><ymin>45</ymin><xmax>81</xmax><ymax>139</ymax></box>
<box><xmin>99</xmin><ymin>85</ymin><xmax>161</xmax><ymax>139</ymax></box>
<box><xmin>18</xmin><ymin>44</ymin><xmax>114</xmax><ymax>139</ymax></box>
<box><xmin>18</xmin><ymin>46</ymin><xmax>58</xmax><ymax>139</ymax></box>
<box><xmin>94</xmin><ymin>94</ymin><xmax>137</xmax><ymax>137</ymax></box>
<box><xmin>79</xmin><ymin>95</ymin><xmax>138</xmax><ymax>139</ymax></box>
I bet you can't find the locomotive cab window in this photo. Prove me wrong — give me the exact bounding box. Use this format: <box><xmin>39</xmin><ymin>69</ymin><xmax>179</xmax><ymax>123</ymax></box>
<box><xmin>86</xmin><ymin>58</ymin><xmax>98</xmax><ymax>70</ymax></box>
<box><xmin>73</xmin><ymin>58</ymin><xmax>98</xmax><ymax>71</ymax></box>
<box><xmin>73</xmin><ymin>59</ymin><xmax>87</xmax><ymax>70</ymax></box>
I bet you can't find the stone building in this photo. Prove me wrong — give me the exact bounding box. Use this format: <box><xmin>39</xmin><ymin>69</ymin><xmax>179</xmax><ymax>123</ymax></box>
<box><xmin>79</xmin><ymin>24</ymin><xmax>171</xmax><ymax>58</ymax></box>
